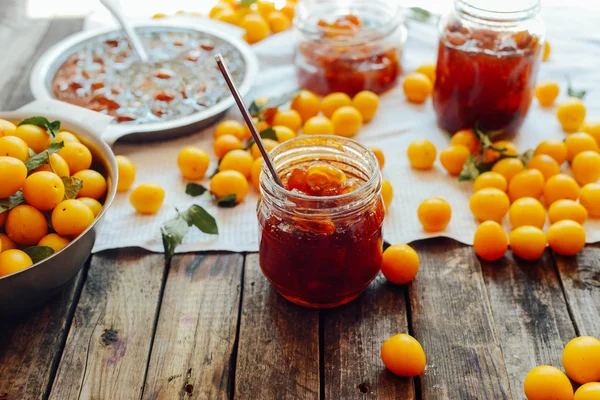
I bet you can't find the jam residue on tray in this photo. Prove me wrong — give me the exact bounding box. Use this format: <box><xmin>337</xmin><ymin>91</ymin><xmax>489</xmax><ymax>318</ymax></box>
<box><xmin>433</xmin><ymin>21</ymin><xmax>542</xmax><ymax>134</ymax></box>
<box><xmin>258</xmin><ymin>160</ymin><xmax>384</xmax><ymax>308</ymax></box>
<box><xmin>52</xmin><ymin>28</ymin><xmax>245</xmax><ymax>124</ymax></box>
<box><xmin>296</xmin><ymin>14</ymin><xmax>401</xmax><ymax>96</ymax></box>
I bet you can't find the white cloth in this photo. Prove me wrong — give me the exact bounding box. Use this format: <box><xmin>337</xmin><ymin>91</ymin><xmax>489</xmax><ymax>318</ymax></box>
<box><xmin>77</xmin><ymin>7</ymin><xmax>600</xmax><ymax>253</ymax></box>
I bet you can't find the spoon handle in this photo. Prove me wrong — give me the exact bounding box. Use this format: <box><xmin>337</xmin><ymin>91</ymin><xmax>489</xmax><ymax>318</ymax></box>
<box><xmin>99</xmin><ymin>0</ymin><xmax>149</xmax><ymax>63</ymax></box>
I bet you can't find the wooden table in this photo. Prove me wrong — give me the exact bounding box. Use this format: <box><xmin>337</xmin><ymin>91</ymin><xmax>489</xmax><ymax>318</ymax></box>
<box><xmin>0</xmin><ymin>2</ymin><xmax>598</xmax><ymax>399</ymax></box>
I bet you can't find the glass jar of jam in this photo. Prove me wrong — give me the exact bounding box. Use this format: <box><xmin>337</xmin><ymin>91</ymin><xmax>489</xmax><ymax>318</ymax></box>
<box><xmin>293</xmin><ymin>0</ymin><xmax>407</xmax><ymax>96</ymax></box>
<box><xmin>433</xmin><ymin>0</ymin><xmax>545</xmax><ymax>134</ymax></box>
<box><xmin>258</xmin><ymin>136</ymin><xmax>384</xmax><ymax>308</ymax></box>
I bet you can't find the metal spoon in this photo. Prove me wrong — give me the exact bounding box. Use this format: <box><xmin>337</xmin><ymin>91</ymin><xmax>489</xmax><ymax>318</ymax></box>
<box><xmin>99</xmin><ymin>0</ymin><xmax>149</xmax><ymax>63</ymax></box>
<box><xmin>215</xmin><ymin>53</ymin><xmax>284</xmax><ymax>187</ymax></box>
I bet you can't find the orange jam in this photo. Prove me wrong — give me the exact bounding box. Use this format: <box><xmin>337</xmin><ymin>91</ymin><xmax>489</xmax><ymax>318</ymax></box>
<box><xmin>433</xmin><ymin>1</ymin><xmax>544</xmax><ymax>134</ymax></box>
<box><xmin>258</xmin><ymin>136</ymin><xmax>384</xmax><ymax>308</ymax></box>
<box><xmin>293</xmin><ymin>1</ymin><xmax>406</xmax><ymax>96</ymax></box>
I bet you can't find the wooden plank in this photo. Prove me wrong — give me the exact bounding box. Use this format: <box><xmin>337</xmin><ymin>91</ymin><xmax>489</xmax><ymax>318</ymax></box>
<box><xmin>0</xmin><ymin>271</ymin><xmax>85</xmax><ymax>400</ymax></box>
<box><xmin>49</xmin><ymin>249</ymin><xmax>165</xmax><ymax>400</ymax></box>
<box><xmin>554</xmin><ymin>244</ymin><xmax>600</xmax><ymax>336</ymax></box>
<box><xmin>481</xmin><ymin>250</ymin><xmax>577</xmax><ymax>398</ymax></box>
<box><xmin>142</xmin><ymin>253</ymin><xmax>243</xmax><ymax>400</ymax></box>
<box><xmin>234</xmin><ymin>254</ymin><xmax>320</xmax><ymax>399</ymax></box>
<box><xmin>409</xmin><ymin>239</ymin><xmax>511</xmax><ymax>399</ymax></box>
<box><xmin>0</xmin><ymin>0</ymin><xmax>52</xmax><ymax>110</ymax></box>
<box><xmin>3</xmin><ymin>17</ymin><xmax>84</xmax><ymax>110</ymax></box>
<box><xmin>323</xmin><ymin>274</ymin><xmax>415</xmax><ymax>399</ymax></box>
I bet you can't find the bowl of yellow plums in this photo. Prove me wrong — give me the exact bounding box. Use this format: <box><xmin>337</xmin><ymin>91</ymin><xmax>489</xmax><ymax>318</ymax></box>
<box><xmin>0</xmin><ymin>108</ymin><xmax>117</xmax><ymax>315</ymax></box>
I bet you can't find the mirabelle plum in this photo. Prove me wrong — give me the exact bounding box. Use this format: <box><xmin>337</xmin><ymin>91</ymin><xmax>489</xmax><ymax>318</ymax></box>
<box><xmin>214</xmin><ymin>120</ymin><xmax>245</xmax><ymax>140</ymax></box>
<box><xmin>508</xmin><ymin>169</ymin><xmax>545</xmax><ymax>202</ymax></box>
<box><xmin>250</xmin><ymin>138</ymin><xmax>278</xmax><ymax>159</ymax></box>
<box><xmin>331</xmin><ymin>106</ymin><xmax>363</xmax><ymax>138</ymax></box>
<box><xmin>370</xmin><ymin>147</ymin><xmax>385</xmax><ymax>170</ymax></box>
<box><xmin>251</xmin><ymin>157</ymin><xmax>263</xmax><ymax>192</ymax></box>
<box><xmin>542</xmin><ymin>41</ymin><xmax>551</xmax><ymax>61</ymax></box>
<box><xmin>534</xmin><ymin>139</ymin><xmax>567</xmax><ymax>165</ymax></box>
<box><xmin>5</xmin><ymin>205</ymin><xmax>48</xmax><ymax>245</ymax></box>
<box><xmin>557</xmin><ymin>97</ymin><xmax>586</xmax><ymax>133</ymax></box>
<box><xmin>562</xmin><ymin>336</ymin><xmax>600</xmax><ymax>384</ymax></box>
<box><xmin>219</xmin><ymin>149</ymin><xmax>254</xmax><ymax>179</ymax></box>
<box><xmin>0</xmin><ymin>136</ymin><xmax>29</xmax><ymax>161</ymax></box>
<box><xmin>54</xmin><ymin>131</ymin><xmax>80</xmax><ymax>144</ymax></box>
<box><xmin>22</xmin><ymin>171</ymin><xmax>65</xmax><ymax>210</ymax></box>
<box><xmin>407</xmin><ymin>140</ymin><xmax>436</xmax><ymax>170</ymax></box>
<box><xmin>509</xmin><ymin>197</ymin><xmax>546</xmax><ymax>229</ymax></box>
<box><xmin>524</xmin><ymin>366</ymin><xmax>573</xmax><ymax>400</ymax></box>
<box><xmin>415</xmin><ymin>63</ymin><xmax>436</xmax><ymax>84</ymax></box>
<box><xmin>303</xmin><ymin>116</ymin><xmax>334</xmax><ymax>135</ymax></box>
<box><xmin>547</xmin><ymin>220</ymin><xmax>586</xmax><ymax>256</ymax></box>
<box><xmin>473</xmin><ymin>172</ymin><xmax>507</xmax><ymax>192</ymax></box>
<box><xmin>535</xmin><ymin>81</ymin><xmax>559</xmax><ymax>106</ymax></box>
<box><xmin>214</xmin><ymin>134</ymin><xmax>243</xmax><ymax>158</ymax></box>
<box><xmin>483</xmin><ymin>140</ymin><xmax>518</xmax><ymax>163</ymax></box>
<box><xmin>565</xmin><ymin>132</ymin><xmax>598</xmax><ymax>161</ymax></box>
<box><xmin>0</xmin><ymin>233</ymin><xmax>16</xmax><ymax>252</ymax></box>
<box><xmin>451</xmin><ymin>129</ymin><xmax>480</xmax><ymax>154</ymax></box>
<box><xmin>418</xmin><ymin>197</ymin><xmax>451</xmax><ymax>232</ymax></box>
<box><xmin>0</xmin><ymin>156</ymin><xmax>27</xmax><ymax>198</ymax></box>
<box><xmin>470</xmin><ymin>188</ymin><xmax>510</xmax><ymax>222</ymax></box>
<box><xmin>581</xmin><ymin>120</ymin><xmax>600</xmax><ymax>145</ymax></box>
<box><xmin>78</xmin><ymin>197</ymin><xmax>103</xmax><ymax>217</ymax></box>
<box><xmin>571</xmin><ymin>150</ymin><xmax>600</xmax><ymax>185</ymax></box>
<box><xmin>209</xmin><ymin>2</ymin><xmax>234</xmax><ymax>18</ymax></box>
<box><xmin>579</xmin><ymin>183</ymin><xmax>600</xmax><ymax>217</ymax></box>
<box><xmin>321</xmin><ymin>92</ymin><xmax>352</xmax><ymax>118</ymax></box>
<box><xmin>473</xmin><ymin>221</ymin><xmax>508</xmax><ymax>261</ymax></box>
<box><xmin>403</xmin><ymin>72</ymin><xmax>433</xmax><ymax>104</ymax></box>
<box><xmin>439</xmin><ymin>144</ymin><xmax>470</xmax><ymax>176</ymax></box>
<box><xmin>38</xmin><ymin>233</ymin><xmax>71</xmax><ymax>253</ymax></box>
<box><xmin>352</xmin><ymin>90</ymin><xmax>379</xmax><ymax>122</ymax></box>
<box><xmin>58</xmin><ymin>142</ymin><xmax>92</xmax><ymax>174</ymax></box>
<box><xmin>0</xmin><ymin>249</ymin><xmax>33</xmax><ymax>277</ymax></box>
<box><xmin>178</xmin><ymin>146</ymin><xmax>210</xmax><ymax>180</ymax></box>
<box><xmin>0</xmin><ymin>119</ymin><xmax>16</xmax><ymax>137</ymax></box>
<box><xmin>52</xmin><ymin>199</ymin><xmax>95</xmax><ymax>236</ymax></box>
<box><xmin>381</xmin><ymin>179</ymin><xmax>393</xmax><ymax>210</ymax></box>
<box><xmin>73</xmin><ymin>169</ymin><xmax>107</xmax><ymax>200</ymax></box>
<box><xmin>272</xmin><ymin>125</ymin><xmax>296</xmax><ymax>143</ymax></box>
<box><xmin>210</xmin><ymin>170</ymin><xmax>249</xmax><ymax>203</ymax></box>
<box><xmin>13</xmin><ymin>124</ymin><xmax>50</xmax><ymax>153</ymax></box>
<box><xmin>272</xmin><ymin>109</ymin><xmax>302</xmax><ymax>132</ymax></box>
<box><xmin>491</xmin><ymin>157</ymin><xmax>524</xmax><ymax>183</ymax></box>
<box><xmin>267</xmin><ymin>10</ymin><xmax>291</xmax><ymax>33</ymax></box>
<box><xmin>240</xmin><ymin>13</ymin><xmax>270</xmax><ymax>44</ymax></box>
<box><xmin>543</xmin><ymin>174</ymin><xmax>579</xmax><ymax>206</ymax></box>
<box><xmin>381</xmin><ymin>244</ymin><xmax>420</xmax><ymax>284</ymax></box>
<box><xmin>115</xmin><ymin>155</ymin><xmax>136</xmax><ymax>191</ymax></box>
<box><xmin>381</xmin><ymin>334</ymin><xmax>426</xmax><ymax>376</ymax></box>
<box><xmin>548</xmin><ymin>200</ymin><xmax>587</xmax><ymax>225</ymax></box>
<box><xmin>34</xmin><ymin>153</ymin><xmax>70</xmax><ymax>177</ymax></box>
<box><xmin>527</xmin><ymin>154</ymin><xmax>560</xmax><ymax>181</ymax></box>
<box><xmin>290</xmin><ymin>90</ymin><xmax>320</xmax><ymax>122</ymax></box>
<box><xmin>509</xmin><ymin>226</ymin><xmax>547</xmax><ymax>260</ymax></box>
<box><xmin>575</xmin><ymin>383</ymin><xmax>600</xmax><ymax>400</ymax></box>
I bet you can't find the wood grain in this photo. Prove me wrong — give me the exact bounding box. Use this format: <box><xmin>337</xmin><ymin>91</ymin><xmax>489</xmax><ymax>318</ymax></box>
<box><xmin>323</xmin><ymin>274</ymin><xmax>415</xmax><ymax>399</ymax></box>
<box><xmin>0</xmin><ymin>271</ymin><xmax>84</xmax><ymax>400</ymax></box>
<box><xmin>49</xmin><ymin>249</ymin><xmax>165</xmax><ymax>400</ymax></box>
<box><xmin>481</xmin><ymin>250</ymin><xmax>577</xmax><ymax>398</ymax></box>
<box><xmin>142</xmin><ymin>253</ymin><xmax>243</xmax><ymax>400</ymax></box>
<box><xmin>554</xmin><ymin>245</ymin><xmax>600</xmax><ymax>336</ymax></box>
<box><xmin>409</xmin><ymin>239</ymin><xmax>511</xmax><ymax>399</ymax></box>
<box><xmin>234</xmin><ymin>254</ymin><xmax>320</xmax><ymax>400</ymax></box>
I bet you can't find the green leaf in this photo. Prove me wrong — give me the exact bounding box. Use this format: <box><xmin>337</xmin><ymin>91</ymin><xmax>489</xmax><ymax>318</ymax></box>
<box><xmin>408</xmin><ymin>7</ymin><xmax>433</xmax><ymax>22</ymax></box>
<box><xmin>185</xmin><ymin>183</ymin><xmax>208</xmax><ymax>197</ymax></box>
<box><xmin>181</xmin><ymin>204</ymin><xmax>219</xmax><ymax>234</ymax></box>
<box><xmin>18</xmin><ymin>116</ymin><xmax>61</xmax><ymax>139</ymax></box>
<box><xmin>519</xmin><ymin>149</ymin><xmax>534</xmax><ymax>166</ymax></box>
<box><xmin>249</xmin><ymin>89</ymin><xmax>301</xmax><ymax>119</ymax></box>
<box><xmin>458</xmin><ymin>155</ymin><xmax>482</xmax><ymax>181</ymax></box>
<box><xmin>160</xmin><ymin>204</ymin><xmax>219</xmax><ymax>262</ymax></box>
<box><xmin>246</xmin><ymin>127</ymin><xmax>278</xmax><ymax>149</ymax></box>
<box><xmin>24</xmin><ymin>141</ymin><xmax>64</xmax><ymax>171</ymax></box>
<box><xmin>28</xmin><ymin>148</ymin><xmax>37</xmax><ymax>158</ymax></box>
<box><xmin>62</xmin><ymin>176</ymin><xmax>83</xmax><ymax>200</ymax></box>
<box><xmin>217</xmin><ymin>194</ymin><xmax>237</xmax><ymax>208</ymax></box>
<box><xmin>209</xmin><ymin>157</ymin><xmax>223</xmax><ymax>177</ymax></box>
<box><xmin>23</xmin><ymin>246</ymin><xmax>55</xmax><ymax>263</ymax></box>
<box><xmin>239</xmin><ymin>0</ymin><xmax>257</xmax><ymax>6</ymax></box>
<box><xmin>0</xmin><ymin>191</ymin><xmax>25</xmax><ymax>214</ymax></box>
<box><xmin>566</xmin><ymin>75</ymin><xmax>586</xmax><ymax>99</ymax></box>
<box><xmin>160</xmin><ymin>215</ymin><xmax>189</xmax><ymax>262</ymax></box>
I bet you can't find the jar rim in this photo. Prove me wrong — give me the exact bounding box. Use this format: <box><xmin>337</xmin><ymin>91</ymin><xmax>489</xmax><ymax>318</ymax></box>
<box><xmin>455</xmin><ymin>0</ymin><xmax>540</xmax><ymax>22</ymax></box>
<box><xmin>260</xmin><ymin>135</ymin><xmax>381</xmax><ymax>205</ymax></box>
<box><xmin>294</xmin><ymin>0</ymin><xmax>404</xmax><ymax>43</ymax></box>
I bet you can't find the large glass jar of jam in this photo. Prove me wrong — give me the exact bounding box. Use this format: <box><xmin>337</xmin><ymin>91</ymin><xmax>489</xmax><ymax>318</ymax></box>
<box><xmin>293</xmin><ymin>0</ymin><xmax>407</xmax><ymax>96</ymax></box>
<box><xmin>433</xmin><ymin>0</ymin><xmax>545</xmax><ymax>134</ymax></box>
<box><xmin>258</xmin><ymin>136</ymin><xmax>384</xmax><ymax>308</ymax></box>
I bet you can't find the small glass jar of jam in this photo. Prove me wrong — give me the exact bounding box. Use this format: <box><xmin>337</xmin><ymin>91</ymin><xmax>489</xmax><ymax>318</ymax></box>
<box><xmin>293</xmin><ymin>0</ymin><xmax>407</xmax><ymax>96</ymax></box>
<box><xmin>433</xmin><ymin>0</ymin><xmax>545</xmax><ymax>134</ymax></box>
<box><xmin>257</xmin><ymin>136</ymin><xmax>384</xmax><ymax>308</ymax></box>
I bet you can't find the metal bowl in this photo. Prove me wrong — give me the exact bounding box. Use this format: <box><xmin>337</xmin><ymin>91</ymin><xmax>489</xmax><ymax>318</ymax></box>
<box><xmin>0</xmin><ymin>110</ymin><xmax>117</xmax><ymax>316</ymax></box>
<box><xmin>29</xmin><ymin>20</ymin><xmax>259</xmax><ymax>144</ymax></box>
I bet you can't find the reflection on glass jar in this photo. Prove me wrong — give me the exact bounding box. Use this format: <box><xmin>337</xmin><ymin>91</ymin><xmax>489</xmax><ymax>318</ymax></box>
<box><xmin>293</xmin><ymin>0</ymin><xmax>407</xmax><ymax>96</ymax></box>
<box><xmin>433</xmin><ymin>0</ymin><xmax>545</xmax><ymax>134</ymax></box>
<box><xmin>257</xmin><ymin>136</ymin><xmax>384</xmax><ymax>308</ymax></box>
